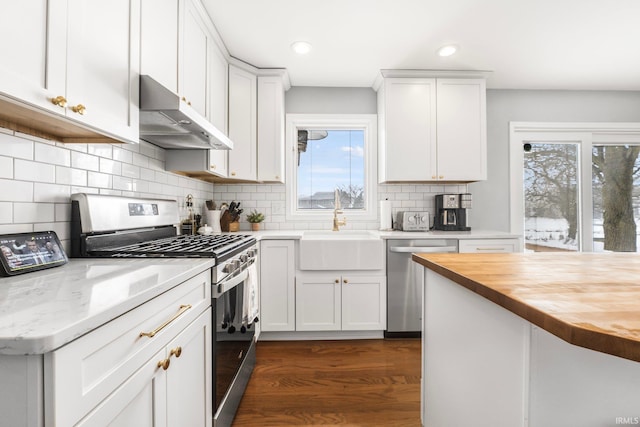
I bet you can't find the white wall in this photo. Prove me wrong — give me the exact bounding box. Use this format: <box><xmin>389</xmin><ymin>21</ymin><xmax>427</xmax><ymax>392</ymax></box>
<box><xmin>471</xmin><ymin>89</ymin><xmax>640</xmax><ymax>231</ymax></box>
<box><xmin>0</xmin><ymin>128</ymin><xmax>214</xmax><ymax>251</ymax></box>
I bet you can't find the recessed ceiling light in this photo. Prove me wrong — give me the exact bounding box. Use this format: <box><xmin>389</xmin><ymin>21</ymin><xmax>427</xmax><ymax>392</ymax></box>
<box><xmin>291</xmin><ymin>41</ymin><xmax>312</xmax><ymax>55</ymax></box>
<box><xmin>437</xmin><ymin>44</ymin><xmax>458</xmax><ymax>57</ymax></box>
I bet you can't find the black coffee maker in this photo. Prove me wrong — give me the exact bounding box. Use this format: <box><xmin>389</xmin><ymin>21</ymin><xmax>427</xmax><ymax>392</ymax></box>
<box><xmin>434</xmin><ymin>194</ymin><xmax>472</xmax><ymax>231</ymax></box>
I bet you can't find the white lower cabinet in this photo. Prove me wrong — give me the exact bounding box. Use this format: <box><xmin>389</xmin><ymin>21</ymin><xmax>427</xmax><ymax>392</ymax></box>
<box><xmin>0</xmin><ymin>270</ymin><xmax>212</xmax><ymax>427</ymax></box>
<box><xmin>296</xmin><ymin>274</ymin><xmax>386</xmax><ymax>331</ymax></box>
<box><xmin>260</xmin><ymin>240</ymin><xmax>296</xmax><ymax>331</ymax></box>
<box><xmin>77</xmin><ymin>309</ymin><xmax>212</xmax><ymax>427</ymax></box>
<box><xmin>458</xmin><ymin>238</ymin><xmax>521</xmax><ymax>253</ymax></box>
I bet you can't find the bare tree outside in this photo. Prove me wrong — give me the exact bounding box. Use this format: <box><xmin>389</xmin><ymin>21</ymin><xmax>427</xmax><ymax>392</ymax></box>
<box><xmin>524</xmin><ymin>142</ymin><xmax>640</xmax><ymax>252</ymax></box>
<box><xmin>592</xmin><ymin>145</ymin><xmax>640</xmax><ymax>252</ymax></box>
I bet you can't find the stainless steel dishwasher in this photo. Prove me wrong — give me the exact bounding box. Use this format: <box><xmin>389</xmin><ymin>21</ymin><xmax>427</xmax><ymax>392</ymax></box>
<box><xmin>385</xmin><ymin>239</ymin><xmax>458</xmax><ymax>338</ymax></box>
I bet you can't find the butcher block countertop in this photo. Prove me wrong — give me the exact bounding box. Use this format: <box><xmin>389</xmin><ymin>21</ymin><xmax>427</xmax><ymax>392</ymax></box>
<box><xmin>412</xmin><ymin>252</ymin><xmax>640</xmax><ymax>363</ymax></box>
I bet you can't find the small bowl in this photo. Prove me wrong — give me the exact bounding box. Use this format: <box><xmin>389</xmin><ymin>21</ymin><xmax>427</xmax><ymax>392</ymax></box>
<box><xmin>197</xmin><ymin>225</ymin><xmax>213</xmax><ymax>235</ymax></box>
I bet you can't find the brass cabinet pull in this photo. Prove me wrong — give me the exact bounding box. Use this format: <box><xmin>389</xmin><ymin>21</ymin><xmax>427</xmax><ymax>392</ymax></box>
<box><xmin>157</xmin><ymin>358</ymin><xmax>170</xmax><ymax>370</ymax></box>
<box><xmin>140</xmin><ymin>304</ymin><xmax>192</xmax><ymax>338</ymax></box>
<box><xmin>170</xmin><ymin>346</ymin><xmax>182</xmax><ymax>358</ymax></box>
<box><xmin>51</xmin><ymin>96</ymin><xmax>67</xmax><ymax>108</ymax></box>
<box><xmin>71</xmin><ymin>104</ymin><xmax>86</xmax><ymax>115</ymax></box>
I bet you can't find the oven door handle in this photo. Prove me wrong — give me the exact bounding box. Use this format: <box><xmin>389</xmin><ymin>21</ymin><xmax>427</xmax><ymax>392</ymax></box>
<box><xmin>214</xmin><ymin>268</ymin><xmax>249</xmax><ymax>297</ymax></box>
<box><xmin>390</xmin><ymin>246</ymin><xmax>457</xmax><ymax>253</ymax></box>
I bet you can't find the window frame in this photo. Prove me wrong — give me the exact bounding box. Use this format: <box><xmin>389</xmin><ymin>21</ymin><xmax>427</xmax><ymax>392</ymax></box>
<box><xmin>509</xmin><ymin>122</ymin><xmax>640</xmax><ymax>252</ymax></box>
<box><xmin>285</xmin><ymin>114</ymin><xmax>378</xmax><ymax>222</ymax></box>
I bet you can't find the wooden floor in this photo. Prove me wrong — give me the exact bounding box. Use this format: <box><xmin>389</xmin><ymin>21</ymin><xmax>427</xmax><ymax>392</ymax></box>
<box><xmin>232</xmin><ymin>339</ymin><xmax>421</xmax><ymax>427</ymax></box>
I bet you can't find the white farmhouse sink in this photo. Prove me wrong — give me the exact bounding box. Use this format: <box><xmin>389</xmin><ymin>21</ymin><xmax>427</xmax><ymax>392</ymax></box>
<box><xmin>299</xmin><ymin>230</ymin><xmax>384</xmax><ymax>270</ymax></box>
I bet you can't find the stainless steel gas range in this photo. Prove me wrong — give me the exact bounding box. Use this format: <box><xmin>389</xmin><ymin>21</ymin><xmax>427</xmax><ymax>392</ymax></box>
<box><xmin>70</xmin><ymin>193</ymin><xmax>257</xmax><ymax>427</ymax></box>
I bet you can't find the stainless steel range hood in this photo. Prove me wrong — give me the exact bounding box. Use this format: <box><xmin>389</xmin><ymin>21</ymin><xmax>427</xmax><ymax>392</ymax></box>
<box><xmin>139</xmin><ymin>75</ymin><xmax>233</xmax><ymax>150</ymax></box>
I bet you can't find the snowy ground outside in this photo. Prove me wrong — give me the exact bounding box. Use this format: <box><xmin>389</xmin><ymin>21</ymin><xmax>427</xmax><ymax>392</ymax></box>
<box><xmin>525</xmin><ymin>217</ymin><xmax>640</xmax><ymax>252</ymax></box>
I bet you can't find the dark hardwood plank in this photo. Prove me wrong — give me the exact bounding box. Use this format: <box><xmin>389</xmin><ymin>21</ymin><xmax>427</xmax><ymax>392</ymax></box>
<box><xmin>232</xmin><ymin>339</ymin><xmax>421</xmax><ymax>426</ymax></box>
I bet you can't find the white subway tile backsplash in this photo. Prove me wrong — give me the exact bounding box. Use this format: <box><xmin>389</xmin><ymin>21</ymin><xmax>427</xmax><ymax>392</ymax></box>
<box><xmin>148</xmin><ymin>158</ymin><xmax>164</xmax><ymax>170</ymax></box>
<box><xmin>140</xmin><ymin>168</ymin><xmax>155</xmax><ymax>181</ymax></box>
<box><xmin>0</xmin><ymin>132</ymin><xmax>33</xmax><ymax>160</ymax></box>
<box><xmin>121</xmin><ymin>163</ymin><xmax>140</xmax><ymax>179</ymax></box>
<box><xmin>0</xmin><ymin>223</ymin><xmax>32</xmax><ymax>234</ymax></box>
<box><xmin>112</xmin><ymin>146</ymin><xmax>133</xmax><ymax>164</ymax></box>
<box><xmin>55</xmin><ymin>203</ymin><xmax>71</xmax><ymax>222</ymax></box>
<box><xmin>35</xmin><ymin>143</ymin><xmax>71</xmax><ymax>167</ymax></box>
<box><xmin>56</xmin><ymin>166</ymin><xmax>87</xmax><ymax>186</ymax></box>
<box><xmin>71</xmin><ymin>151</ymin><xmax>100</xmax><ymax>171</ymax></box>
<box><xmin>132</xmin><ymin>152</ymin><xmax>149</xmax><ymax>168</ymax></box>
<box><xmin>0</xmin><ymin>156</ymin><xmax>13</xmax><ymax>179</ymax></box>
<box><xmin>0</xmin><ymin>202</ymin><xmax>12</xmax><ymax>223</ymax></box>
<box><xmin>99</xmin><ymin>158</ymin><xmax>122</xmax><ymax>175</ymax></box>
<box><xmin>0</xmin><ymin>179</ymin><xmax>33</xmax><ymax>202</ymax></box>
<box><xmin>14</xmin><ymin>159</ymin><xmax>56</xmax><ymax>183</ymax></box>
<box><xmin>14</xmin><ymin>202</ymin><xmax>55</xmax><ymax>223</ymax></box>
<box><xmin>87</xmin><ymin>144</ymin><xmax>113</xmax><ymax>159</ymax></box>
<box><xmin>34</xmin><ymin>183</ymin><xmax>71</xmax><ymax>203</ymax></box>
<box><xmin>113</xmin><ymin>175</ymin><xmax>133</xmax><ymax>191</ymax></box>
<box><xmin>87</xmin><ymin>171</ymin><xmax>113</xmax><ymax>189</ymax></box>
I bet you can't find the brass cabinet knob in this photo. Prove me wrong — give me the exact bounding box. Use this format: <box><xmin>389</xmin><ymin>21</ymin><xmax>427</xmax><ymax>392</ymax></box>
<box><xmin>335</xmin><ymin>279</ymin><xmax>340</xmax><ymax>284</ymax></box>
<box><xmin>343</xmin><ymin>279</ymin><xmax>348</xmax><ymax>284</ymax></box>
<box><xmin>51</xmin><ymin>96</ymin><xmax>67</xmax><ymax>108</ymax></box>
<box><xmin>157</xmin><ymin>358</ymin><xmax>170</xmax><ymax>371</ymax></box>
<box><xmin>231</xmin><ymin>172</ymin><xmax>236</xmax><ymax>176</ymax></box>
<box><xmin>432</xmin><ymin>175</ymin><xmax>436</xmax><ymax>179</ymax></box>
<box><xmin>170</xmin><ymin>346</ymin><xmax>182</xmax><ymax>358</ymax></box>
<box><xmin>71</xmin><ymin>104</ymin><xmax>86</xmax><ymax>115</ymax></box>
<box><xmin>210</xmin><ymin>165</ymin><xmax>216</xmax><ymax>170</ymax></box>
<box><xmin>181</xmin><ymin>96</ymin><xmax>191</xmax><ymax>106</ymax></box>
<box><xmin>439</xmin><ymin>175</ymin><xmax>444</xmax><ymax>179</ymax></box>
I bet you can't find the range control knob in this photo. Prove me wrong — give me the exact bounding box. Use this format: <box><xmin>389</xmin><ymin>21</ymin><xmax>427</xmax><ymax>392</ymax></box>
<box><xmin>240</xmin><ymin>254</ymin><xmax>248</xmax><ymax>262</ymax></box>
<box><xmin>223</xmin><ymin>263</ymin><xmax>235</xmax><ymax>274</ymax></box>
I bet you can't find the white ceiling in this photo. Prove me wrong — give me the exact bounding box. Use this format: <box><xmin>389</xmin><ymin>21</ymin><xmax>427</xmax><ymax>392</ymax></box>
<box><xmin>201</xmin><ymin>0</ymin><xmax>640</xmax><ymax>90</ymax></box>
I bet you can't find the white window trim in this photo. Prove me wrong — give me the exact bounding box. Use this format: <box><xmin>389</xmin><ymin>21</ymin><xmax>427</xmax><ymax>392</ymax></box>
<box><xmin>509</xmin><ymin>122</ymin><xmax>640</xmax><ymax>252</ymax></box>
<box><xmin>285</xmin><ymin>114</ymin><xmax>378</xmax><ymax>222</ymax></box>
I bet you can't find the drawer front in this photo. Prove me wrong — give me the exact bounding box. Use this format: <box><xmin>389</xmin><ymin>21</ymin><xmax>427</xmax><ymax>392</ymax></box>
<box><xmin>458</xmin><ymin>239</ymin><xmax>520</xmax><ymax>253</ymax></box>
<box><xmin>46</xmin><ymin>271</ymin><xmax>211</xmax><ymax>427</ymax></box>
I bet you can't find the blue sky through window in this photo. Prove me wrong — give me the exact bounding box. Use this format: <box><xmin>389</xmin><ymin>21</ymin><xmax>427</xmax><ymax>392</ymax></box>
<box><xmin>298</xmin><ymin>130</ymin><xmax>365</xmax><ymax>209</ymax></box>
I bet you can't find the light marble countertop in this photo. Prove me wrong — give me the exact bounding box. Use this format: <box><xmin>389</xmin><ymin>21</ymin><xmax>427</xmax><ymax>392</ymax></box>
<box><xmin>245</xmin><ymin>229</ymin><xmax>519</xmax><ymax>240</ymax></box>
<box><xmin>0</xmin><ymin>258</ymin><xmax>214</xmax><ymax>356</ymax></box>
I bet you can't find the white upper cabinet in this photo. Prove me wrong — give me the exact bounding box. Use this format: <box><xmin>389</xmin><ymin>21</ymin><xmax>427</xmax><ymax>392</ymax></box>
<box><xmin>257</xmin><ymin>74</ymin><xmax>286</xmax><ymax>183</ymax></box>
<box><xmin>208</xmin><ymin>37</ymin><xmax>229</xmax><ymax>177</ymax></box>
<box><xmin>0</xmin><ymin>0</ymin><xmax>140</xmax><ymax>144</ymax></box>
<box><xmin>65</xmin><ymin>0</ymin><xmax>140</xmax><ymax>144</ymax></box>
<box><xmin>0</xmin><ymin>2</ymin><xmax>61</xmax><ymax>113</ymax></box>
<box><xmin>228</xmin><ymin>63</ymin><xmax>258</xmax><ymax>181</ymax></box>
<box><xmin>180</xmin><ymin>0</ymin><xmax>208</xmax><ymax>117</ymax></box>
<box><xmin>140</xmin><ymin>0</ymin><xmax>179</xmax><ymax>92</ymax></box>
<box><xmin>377</xmin><ymin>73</ymin><xmax>487</xmax><ymax>183</ymax></box>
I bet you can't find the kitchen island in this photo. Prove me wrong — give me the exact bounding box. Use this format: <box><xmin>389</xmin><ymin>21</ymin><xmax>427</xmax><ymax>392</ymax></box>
<box><xmin>413</xmin><ymin>253</ymin><xmax>640</xmax><ymax>427</ymax></box>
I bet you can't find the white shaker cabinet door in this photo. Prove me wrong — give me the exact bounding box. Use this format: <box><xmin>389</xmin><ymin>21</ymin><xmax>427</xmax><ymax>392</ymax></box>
<box><xmin>140</xmin><ymin>0</ymin><xmax>179</xmax><ymax>93</ymax></box>
<box><xmin>296</xmin><ymin>274</ymin><xmax>342</xmax><ymax>331</ymax></box>
<box><xmin>341</xmin><ymin>275</ymin><xmax>386</xmax><ymax>331</ymax></box>
<box><xmin>180</xmin><ymin>0</ymin><xmax>208</xmax><ymax>118</ymax></box>
<box><xmin>0</xmin><ymin>1</ymin><xmax>66</xmax><ymax>113</ymax></box>
<box><xmin>228</xmin><ymin>64</ymin><xmax>257</xmax><ymax>181</ymax></box>
<box><xmin>257</xmin><ymin>75</ymin><xmax>286</xmax><ymax>183</ymax></box>
<box><xmin>208</xmin><ymin>41</ymin><xmax>229</xmax><ymax>177</ymax></box>
<box><xmin>260</xmin><ymin>240</ymin><xmax>296</xmax><ymax>331</ymax></box>
<box><xmin>436</xmin><ymin>78</ymin><xmax>487</xmax><ymax>181</ymax></box>
<box><xmin>379</xmin><ymin>78</ymin><xmax>437</xmax><ymax>182</ymax></box>
<box><xmin>65</xmin><ymin>0</ymin><xmax>140</xmax><ymax>144</ymax></box>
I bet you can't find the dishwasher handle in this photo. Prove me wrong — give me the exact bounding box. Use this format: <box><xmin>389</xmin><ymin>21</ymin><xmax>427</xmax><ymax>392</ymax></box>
<box><xmin>390</xmin><ymin>246</ymin><xmax>457</xmax><ymax>253</ymax></box>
